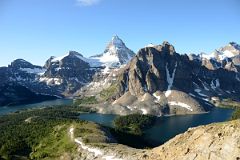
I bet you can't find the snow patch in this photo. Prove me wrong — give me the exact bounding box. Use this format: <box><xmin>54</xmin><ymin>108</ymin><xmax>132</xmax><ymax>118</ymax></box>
<box><xmin>126</xmin><ymin>106</ymin><xmax>133</xmax><ymax>111</ymax></box>
<box><xmin>194</xmin><ymin>89</ymin><xmax>208</xmax><ymax>97</ymax></box>
<box><xmin>198</xmin><ymin>79</ymin><xmax>209</xmax><ymax>91</ymax></box>
<box><xmin>39</xmin><ymin>77</ymin><xmax>63</xmax><ymax>85</ymax></box>
<box><xmin>145</xmin><ymin>43</ymin><xmax>155</xmax><ymax>47</ymax></box>
<box><xmin>165</xmin><ymin>62</ymin><xmax>178</xmax><ymax>90</ymax></box>
<box><xmin>153</xmin><ymin>93</ymin><xmax>161</xmax><ymax>101</ymax></box>
<box><xmin>164</xmin><ymin>63</ymin><xmax>177</xmax><ymax>99</ymax></box>
<box><xmin>140</xmin><ymin>108</ymin><xmax>148</xmax><ymax>115</ymax></box>
<box><xmin>222</xmin><ymin>50</ymin><xmax>235</xmax><ymax>58</ymax></box>
<box><xmin>210</xmin><ymin>79</ymin><xmax>220</xmax><ymax>90</ymax></box>
<box><xmin>168</xmin><ymin>101</ymin><xmax>193</xmax><ymax>111</ymax></box>
<box><xmin>202</xmin><ymin>49</ymin><xmax>235</xmax><ymax>61</ymax></box>
<box><xmin>189</xmin><ymin>93</ymin><xmax>197</xmax><ymax>98</ymax></box>
<box><xmin>20</xmin><ymin>67</ymin><xmax>46</xmax><ymax>75</ymax></box>
<box><xmin>165</xmin><ymin>90</ymin><xmax>172</xmax><ymax>97</ymax></box>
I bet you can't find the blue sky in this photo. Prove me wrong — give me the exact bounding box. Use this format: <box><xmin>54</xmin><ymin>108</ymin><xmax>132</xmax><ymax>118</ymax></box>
<box><xmin>0</xmin><ymin>0</ymin><xmax>239</xmax><ymax>66</ymax></box>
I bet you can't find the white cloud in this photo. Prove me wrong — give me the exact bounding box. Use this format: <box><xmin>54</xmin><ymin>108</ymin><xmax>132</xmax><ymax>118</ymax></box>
<box><xmin>76</xmin><ymin>0</ymin><xmax>101</xmax><ymax>6</ymax></box>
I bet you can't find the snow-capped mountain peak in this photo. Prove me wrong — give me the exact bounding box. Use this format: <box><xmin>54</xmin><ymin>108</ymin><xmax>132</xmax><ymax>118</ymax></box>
<box><xmin>90</xmin><ymin>35</ymin><xmax>135</xmax><ymax>69</ymax></box>
<box><xmin>110</xmin><ymin>35</ymin><xmax>125</xmax><ymax>47</ymax></box>
<box><xmin>145</xmin><ymin>43</ymin><xmax>156</xmax><ymax>48</ymax></box>
<box><xmin>202</xmin><ymin>42</ymin><xmax>240</xmax><ymax>61</ymax></box>
<box><xmin>51</xmin><ymin>51</ymin><xmax>85</xmax><ymax>63</ymax></box>
<box><xmin>104</xmin><ymin>35</ymin><xmax>129</xmax><ymax>54</ymax></box>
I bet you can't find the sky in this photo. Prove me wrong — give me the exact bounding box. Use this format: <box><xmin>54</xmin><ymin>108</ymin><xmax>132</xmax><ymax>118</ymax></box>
<box><xmin>0</xmin><ymin>0</ymin><xmax>239</xmax><ymax>66</ymax></box>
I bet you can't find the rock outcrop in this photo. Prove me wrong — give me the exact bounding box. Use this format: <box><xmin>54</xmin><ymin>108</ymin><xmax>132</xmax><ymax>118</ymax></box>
<box><xmin>147</xmin><ymin>120</ymin><xmax>240</xmax><ymax>160</ymax></box>
<box><xmin>1</xmin><ymin>40</ymin><xmax>240</xmax><ymax>115</ymax></box>
<box><xmin>0</xmin><ymin>36</ymin><xmax>135</xmax><ymax>99</ymax></box>
<box><xmin>68</xmin><ymin>120</ymin><xmax>240</xmax><ymax>160</ymax></box>
<box><xmin>92</xmin><ymin>41</ymin><xmax>240</xmax><ymax>116</ymax></box>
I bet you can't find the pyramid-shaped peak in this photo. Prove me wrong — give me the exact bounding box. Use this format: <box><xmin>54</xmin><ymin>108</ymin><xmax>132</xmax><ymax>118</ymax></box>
<box><xmin>110</xmin><ymin>35</ymin><xmax>125</xmax><ymax>46</ymax></box>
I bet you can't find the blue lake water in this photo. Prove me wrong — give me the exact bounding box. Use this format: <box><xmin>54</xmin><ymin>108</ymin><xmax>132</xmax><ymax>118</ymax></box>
<box><xmin>79</xmin><ymin>108</ymin><xmax>234</xmax><ymax>146</ymax></box>
<box><xmin>0</xmin><ymin>99</ymin><xmax>73</xmax><ymax>115</ymax></box>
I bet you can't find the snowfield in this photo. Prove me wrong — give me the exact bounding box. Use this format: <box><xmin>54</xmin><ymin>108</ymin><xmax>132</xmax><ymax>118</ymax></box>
<box><xmin>20</xmin><ymin>67</ymin><xmax>46</xmax><ymax>75</ymax></box>
<box><xmin>168</xmin><ymin>101</ymin><xmax>193</xmax><ymax>111</ymax></box>
<box><xmin>164</xmin><ymin>63</ymin><xmax>177</xmax><ymax>98</ymax></box>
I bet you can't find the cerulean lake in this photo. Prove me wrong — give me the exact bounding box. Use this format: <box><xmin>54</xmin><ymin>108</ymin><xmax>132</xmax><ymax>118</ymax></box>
<box><xmin>79</xmin><ymin>108</ymin><xmax>234</xmax><ymax>146</ymax></box>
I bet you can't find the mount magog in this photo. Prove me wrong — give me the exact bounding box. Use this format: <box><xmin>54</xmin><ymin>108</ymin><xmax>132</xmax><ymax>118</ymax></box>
<box><xmin>0</xmin><ymin>36</ymin><xmax>240</xmax><ymax>116</ymax></box>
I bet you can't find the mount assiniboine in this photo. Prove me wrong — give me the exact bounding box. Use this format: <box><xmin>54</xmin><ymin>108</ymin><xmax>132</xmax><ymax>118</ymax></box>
<box><xmin>0</xmin><ymin>36</ymin><xmax>240</xmax><ymax>116</ymax></box>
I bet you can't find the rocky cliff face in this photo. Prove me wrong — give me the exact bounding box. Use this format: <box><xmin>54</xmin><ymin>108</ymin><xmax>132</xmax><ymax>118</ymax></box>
<box><xmin>94</xmin><ymin>41</ymin><xmax>240</xmax><ymax>116</ymax></box>
<box><xmin>1</xmin><ymin>40</ymin><xmax>240</xmax><ymax>115</ymax></box>
<box><xmin>193</xmin><ymin>42</ymin><xmax>240</xmax><ymax>72</ymax></box>
<box><xmin>0</xmin><ymin>36</ymin><xmax>135</xmax><ymax>97</ymax></box>
<box><xmin>40</xmin><ymin>51</ymin><xmax>96</xmax><ymax>95</ymax></box>
<box><xmin>116</xmin><ymin>42</ymin><xmax>240</xmax><ymax>98</ymax></box>
<box><xmin>0</xmin><ymin>59</ymin><xmax>59</xmax><ymax>97</ymax></box>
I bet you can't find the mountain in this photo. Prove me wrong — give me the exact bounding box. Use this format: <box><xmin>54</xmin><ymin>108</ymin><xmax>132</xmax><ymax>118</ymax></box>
<box><xmin>90</xmin><ymin>35</ymin><xmax>135</xmax><ymax>72</ymax></box>
<box><xmin>0</xmin><ymin>35</ymin><xmax>134</xmax><ymax>99</ymax></box>
<box><xmin>40</xmin><ymin>35</ymin><xmax>134</xmax><ymax>95</ymax></box>
<box><xmin>0</xmin><ymin>59</ymin><xmax>59</xmax><ymax>97</ymax></box>
<box><xmin>73</xmin><ymin>35</ymin><xmax>135</xmax><ymax>96</ymax></box>
<box><xmin>190</xmin><ymin>42</ymin><xmax>240</xmax><ymax>71</ymax></box>
<box><xmin>1</xmin><ymin>38</ymin><xmax>240</xmax><ymax>115</ymax></box>
<box><xmin>86</xmin><ymin>41</ymin><xmax>240</xmax><ymax>116</ymax></box>
<box><xmin>40</xmin><ymin>51</ymin><xmax>96</xmax><ymax>95</ymax></box>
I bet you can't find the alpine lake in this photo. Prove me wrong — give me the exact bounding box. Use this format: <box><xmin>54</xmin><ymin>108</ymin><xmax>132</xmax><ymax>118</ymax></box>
<box><xmin>0</xmin><ymin>99</ymin><xmax>234</xmax><ymax>147</ymax></box>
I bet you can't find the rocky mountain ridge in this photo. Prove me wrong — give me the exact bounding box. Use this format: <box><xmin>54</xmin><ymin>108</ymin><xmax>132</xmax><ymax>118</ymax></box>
<box><xmin>189</xmin><ymin>42</ymin><xmax>240</xmax><ymax>71</ymax></box>
<box><xmin>85</xmin><ymin>41</ymin><xmax>240</xmax><ymax>116</ymax></box>
<box><xmin>0</xmin><ymin>36</ymin><xmax>135</xmax><ymax>98</ymax></box>
<box><xmin>0</xmin><ymin>38</ymin><xmax>240</xmax><ymax>117</ymax></box>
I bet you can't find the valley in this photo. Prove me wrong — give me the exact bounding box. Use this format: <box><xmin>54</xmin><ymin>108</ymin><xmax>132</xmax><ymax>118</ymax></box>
<box><xmin>0</xmin><ymin>101</ymin><xmax>238</xmax><ymax>159</ymax></box>
<box><xmin>0</xmin><ymin>36</ymin><xmax>240</xmax><ymax>159</ymax></box>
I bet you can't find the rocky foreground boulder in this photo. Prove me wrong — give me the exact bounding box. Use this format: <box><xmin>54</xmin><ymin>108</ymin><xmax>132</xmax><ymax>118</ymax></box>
<box><xmin>146</xmin><ymin>120</ymin><xmax>240</xmax><ymax>160</ymax></box>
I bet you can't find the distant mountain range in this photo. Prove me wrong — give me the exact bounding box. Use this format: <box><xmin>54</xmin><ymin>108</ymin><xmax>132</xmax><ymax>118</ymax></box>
<box><xmin>0</xmin><ymin>36</ymin><xmax>239</xmax><ymax>116</ymax></box>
